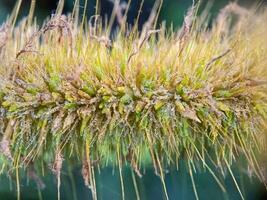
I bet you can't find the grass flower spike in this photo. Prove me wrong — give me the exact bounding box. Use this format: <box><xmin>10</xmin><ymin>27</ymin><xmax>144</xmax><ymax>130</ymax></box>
<box><xmin>0</xmin><ymin>1</ymin><xmax>267</xmax><ymax>199</ymax></box>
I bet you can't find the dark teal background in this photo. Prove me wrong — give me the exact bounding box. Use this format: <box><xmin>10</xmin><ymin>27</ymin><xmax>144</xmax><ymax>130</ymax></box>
<box><xmin>0</xmin><ymin>0</ymin><xmax>267</xmax><ymax>199</ymax></box>
<box><xmin>1</xmin><ymin>0</ymin><xmax>266</xmax><ymax>28</ymax></box>
<box><xmin>0</xmin><ymin>162</ymin><xmax>266</xmax><ymax>200</ymax></box>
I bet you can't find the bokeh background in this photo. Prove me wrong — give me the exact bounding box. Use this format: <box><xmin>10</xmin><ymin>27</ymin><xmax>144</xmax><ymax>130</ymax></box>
<box><xmin>1</xmin><ymin>0</ymin><xmax>267</xmax><ymax>27</ymax></box>
<box><xmin>0</xmin><ymin>0</ymin><xmax>267</xmax><ymax>199</ymax></box>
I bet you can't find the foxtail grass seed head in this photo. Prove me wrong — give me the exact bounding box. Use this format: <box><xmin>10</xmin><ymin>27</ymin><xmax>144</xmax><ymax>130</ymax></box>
<box><xmin>0</xmin><ymin>1</ymin><xmax>267</xmax><ymax>199</ymax></box>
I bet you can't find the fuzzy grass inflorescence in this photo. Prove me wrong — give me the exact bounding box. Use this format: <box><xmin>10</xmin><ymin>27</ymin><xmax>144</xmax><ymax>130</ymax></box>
<box><xmin>0</xmin><ymin>0</ymin><xmax>267</xmax><ymax>199</ymax></box>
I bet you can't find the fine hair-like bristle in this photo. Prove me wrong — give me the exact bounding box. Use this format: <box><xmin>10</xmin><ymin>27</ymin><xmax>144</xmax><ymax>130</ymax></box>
<box><xmin>0</xmin><ymin>1</ymin><xmax>267</xmax><ymax>200</ymax></box>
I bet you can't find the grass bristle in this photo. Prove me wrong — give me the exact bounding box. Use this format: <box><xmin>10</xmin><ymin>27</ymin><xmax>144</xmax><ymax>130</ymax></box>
<box><xmin>0</xmin><ymin>1</ymin><xmax>267</xmax><ymax>199</ymax></box>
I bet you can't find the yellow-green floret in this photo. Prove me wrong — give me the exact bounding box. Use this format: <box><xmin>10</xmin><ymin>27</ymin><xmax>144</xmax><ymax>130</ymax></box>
<box><xmin>0</xmin><ymin>1</ymin><xmax>267</xmax><ymax>199</ymax></box>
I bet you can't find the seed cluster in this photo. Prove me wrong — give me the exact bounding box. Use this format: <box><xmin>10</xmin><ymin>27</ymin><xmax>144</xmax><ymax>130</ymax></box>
<box><xmin>0</xmin><ymin>1</ymin><xmax>267</xmax><ymax>199</ymax></box>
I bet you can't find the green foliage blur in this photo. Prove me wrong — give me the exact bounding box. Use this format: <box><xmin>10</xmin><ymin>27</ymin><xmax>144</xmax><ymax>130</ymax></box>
<box><xmin>0</xmin><ymin>0</ymin><xmax>264</xmax><ymax>28</ymax></box>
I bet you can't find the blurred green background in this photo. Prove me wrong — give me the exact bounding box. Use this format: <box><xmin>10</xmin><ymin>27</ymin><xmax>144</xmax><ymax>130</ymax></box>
<box><xmin>0</xmin><ymin>0</ymin><xmax>267</xmax><ymax>199</ymax></box>
<box><xmin>0</xmin><ymin>0</ymin><xmax>267</xmax><ymax>28</ymax></box>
